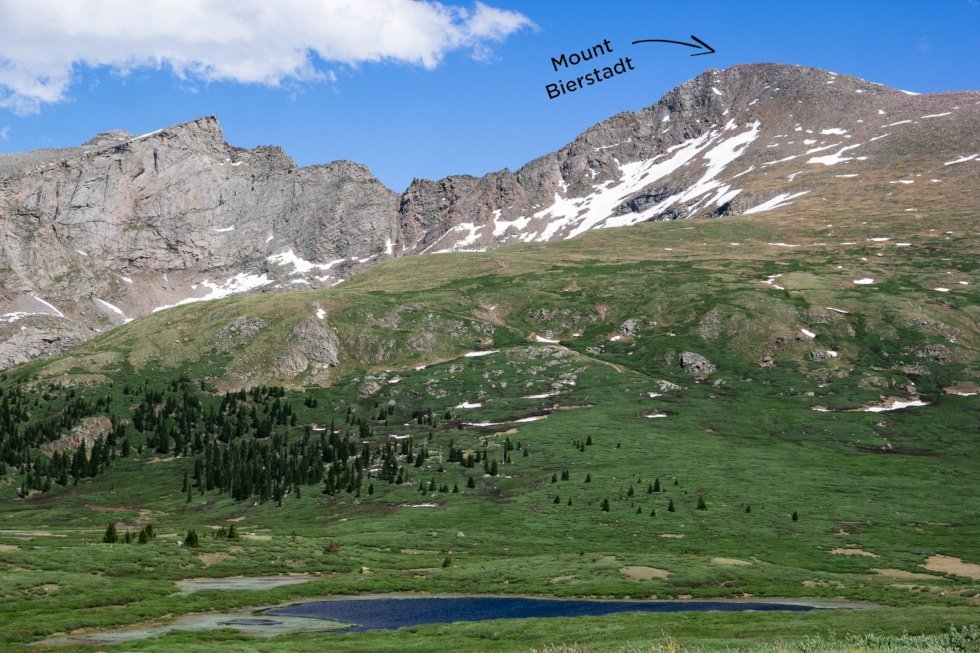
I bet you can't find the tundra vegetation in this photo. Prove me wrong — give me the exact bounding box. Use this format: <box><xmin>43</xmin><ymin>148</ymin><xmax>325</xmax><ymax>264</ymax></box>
<box><xmin>0</xmin><ymin>211</ymin><xmax>977</xmax><ymax>651</ymax></box>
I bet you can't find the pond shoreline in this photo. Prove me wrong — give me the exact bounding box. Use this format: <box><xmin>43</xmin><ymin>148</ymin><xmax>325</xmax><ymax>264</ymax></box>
<box><xmin>267</xmin><ymin>591</ymin><xmax>879</xmax><ymax>611</ymax></box>
<box><xmin>36</xmin><ymin>590</ymin><xmax>878</xmax><ymax>646</ymax></box>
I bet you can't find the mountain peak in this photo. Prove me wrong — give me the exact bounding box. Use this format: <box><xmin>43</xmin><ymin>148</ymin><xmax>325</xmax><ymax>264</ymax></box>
<box><xmin>1</xmin><ymin>65</ymin><xmax>977</xmax><ymax>369</ymax></box>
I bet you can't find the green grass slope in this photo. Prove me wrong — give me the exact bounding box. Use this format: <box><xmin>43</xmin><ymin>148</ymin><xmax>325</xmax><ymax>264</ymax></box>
<box><xmin>0</xmin><ymin>207</ymin><xmax>977</xmax><ymax>651</ymax></box>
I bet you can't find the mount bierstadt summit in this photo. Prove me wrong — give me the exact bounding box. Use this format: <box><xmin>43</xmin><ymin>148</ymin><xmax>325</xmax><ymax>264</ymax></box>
<box><xmin>0</xmin><ymin>63</ymin><xmax>977</xmax><ymax>368</ymax></box>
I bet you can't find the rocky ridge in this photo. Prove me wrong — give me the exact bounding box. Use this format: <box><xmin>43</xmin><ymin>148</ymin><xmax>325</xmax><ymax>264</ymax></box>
<box><xmin>0</xmin><ymin>63</ymin><xmax>977</xmax><ymax>367</ymax></box>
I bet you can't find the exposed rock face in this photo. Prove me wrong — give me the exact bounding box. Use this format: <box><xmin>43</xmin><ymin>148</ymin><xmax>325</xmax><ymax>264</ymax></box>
<box><xmin>273</xmin><ymin>317</ymin><xmax>340</xmax><ymax>382</ymax></box>
<box><xmin>680</xmin><ymin>351</ymin><xmax>716</xmax><ymax>378</ymax></box>
<box><xmin>1</xmin><ymin>63</ymin><xmax>977</xmax><ymax>368</ymax></box>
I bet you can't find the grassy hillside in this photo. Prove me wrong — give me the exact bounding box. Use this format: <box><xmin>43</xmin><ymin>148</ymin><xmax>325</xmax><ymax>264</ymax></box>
<box><xmin>0</xmin><ymin>207</ymin><xmax>977</xmax><ymax>651</ymax></box>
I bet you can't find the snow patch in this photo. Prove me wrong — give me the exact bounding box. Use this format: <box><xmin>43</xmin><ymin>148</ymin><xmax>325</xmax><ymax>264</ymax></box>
<box><xmin>852</xmin><ymin>278</ymin><xmax>874</xmax><ymax>285</ymax></box>
<box><xmin>152</xmin><ymin>273</ymin><xmax>272</xmax><ymax>312</ymax></box>
<box><xmin>921</xmin><ymin>112</ymin><xmax>951</xmax><ymax>118</ymax></box>
<box><xmin>761</xmin><ymin>274</ymin><xmax>785</xmax><ymax>290</ymax></box>
<box><xmin>431</xmin><ymin>222</ymin><xmax>484</xmax><ymax>253</ymax></box>
<box><xmin>944</xmin><ymin>154</ymin><xmax>978</xmax><ymax>166</ymax></box>
<box><xmin>744</xmin><ymin>191</ymin><xmax>811</xmax><ymax>214</ymax></box>
<box><xmin>863</xmin><ymin>399</ymin><xmax>928</xmax><ymax>412</ymax></box>
<box><xmin>95</xmin><ymin>298</ymin><xmax>132</xmax><ymax>323</ymax></box>
<box><xmin>456</xmin><ymin>401</ymin><xmax>482</xmax><ymax>409</ymax></box>
<box><xmin>515</xmin><ymin>415</ymin><xmax>548</xmax><ymax>423</ymax></box>
<box><xmin>33</xmin><ymin>297</ymin><xmax>64</xmax><ymax>318</ymax></box>
<box><xmin>464</xmin><ymin>350</ymin><xmax>498</xmax><ymax>358</ymax></box>
<box><xmin>268</xmin><ymin>250</ymin><xmax>345</xmax><ymax>275</ymax></box>
<box><xmin>807</xmin><ymin>143</ymin><xmax>861</xmax><ymax>166</ymax></box>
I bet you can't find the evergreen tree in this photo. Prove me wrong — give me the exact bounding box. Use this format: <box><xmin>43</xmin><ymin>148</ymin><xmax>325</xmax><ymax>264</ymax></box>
<box><xmin>103</xmin><ymin>522</ymin><xmax>118</xmax><ymax>543</ymax></box>
<box><xmin>792</xmin><ymin>510</ymin><xmax>798</xmax><ymax>521</ymax></box>
<box><xmin>601</xmin><ymin>498</ymin><xmax>610</xmax><ymax>512</ymax></box>
<box><xmin>184</xmin><ymin>529</ymin><xmax>200</xmax><ymax>547</ymax></box>
<box><xmin>654</xmin><ymin>478</ymin><xmax>661</xmax><ymax>492</ymax></box>
<box><xmin>667</xmin><ymin>499</ymin><xmax>675</xmax><ymax>512</ymax></box>
<box><xmin>650</xmin><ymin>507</ymin><xmax>656</xmax><ymax>516</ymax></box>
<box><xmin>554</xmin><ymin>494</ymin><xmax>561</xmax><ymax>504</ymax></box>
<box><xmin>745</xmin><ymin>505</ymin><xmax>751</xmax><ymax>513</ymax></box>
<box><xmin>466</xmin><ymin>476</ymin><xmax>475</xmax><ymax>489</ymax></box>
<box><xmin>585</xmin><ymin>473</ymin><xmax>591</xmax><ymax>483</ymax></box>
<box><xmin>697</xmin><ymin>496</ymin><xmax>707</xmax><ymax>510</ymax></box>
<box><xmin>551</xmin><ymin>472</ymin><xmax>557</xmax><ymax>483</ymax></box>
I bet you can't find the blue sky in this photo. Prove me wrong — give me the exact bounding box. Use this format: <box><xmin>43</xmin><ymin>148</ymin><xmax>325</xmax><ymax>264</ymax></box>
<box><xmin>1</xmin><ymin>1</ymin><xmax>978</xmax><ymax>191</ymax></box>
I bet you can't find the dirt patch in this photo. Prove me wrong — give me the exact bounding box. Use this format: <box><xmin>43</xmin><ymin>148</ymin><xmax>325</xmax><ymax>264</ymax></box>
<box><xmin>147</xmin><ymin>456</ymin><xmax>177</xmax><ymax>464</ymax></box>
<box><xmin>406</xmin><ymin>568</ymin><xmax>436</xmax><ymax>576</ymax></box>
<box><xmin>548</xmin><ymin>575</ymin><xmax>578</xmax><ymax>584</ymax></box>
<box><xmin>197</xmin><ymin>552</ymin><xmax>233</xmax><ymax>567</ymax></box>
<box><xmin>85</xmin><ymin>504</ymin><xmax>128</xmax><ymax>513</ymax></box>
<box><xmin>598</xmin><ymin>555</ymin><xmax>618</xmax><ymax>563</ymax></box>
<box><xmin>831</xmin><ymin>548</ymin><xmax>879</xmax><ymax>558</ymax></box>
<box><xmin>659</xmin><ymin>533</ymin><xmax>685</xmax><ymax>539</ymax></box>
<box><xmin>873</xmin><ymin>568</ymin><xmax>943</xmax><ymax>581</ymax></box>
<box><xmin>176</xmin><ymin>575</ymin><xmax>320</xmax><ymax>593</ymax></box>
<box><xmin>0</xmin><ymin>544</ymin><xmax>19</xmax><ymax>552</ymax></box>
<box><xmin>712</xmin><ymin>557</ymin><xmax>751</xmax><ymax>566</ymax></box>
<box><xmin>803</xmin><ymin>579</ymin><xmax>844</xmax><ymax>588</ymax></box>
<box><xmin>243</xmin><ymin>533</ymin><xmax>272</xmax><ymax>541</ymax></box>
<box><xmin>620</xmin><ymin>566</ymin><xmax>670</xmax><ymax>581</ymax></box>
<box><xmin>924</xmin><ymin>554</ymin><xmax>980</xmax><ymax>580</ymax></box>
<box><xmin>0</xmin><ymin>530</ymin><xmax>63</xmax><ymax>538</ymax></box>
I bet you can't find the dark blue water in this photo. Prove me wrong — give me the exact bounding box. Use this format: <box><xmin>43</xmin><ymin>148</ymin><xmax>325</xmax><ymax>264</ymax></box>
<box><xmin>266</xmin><ymin>596</ymin><xmax>812</xmax><ymax>632</ymax></box>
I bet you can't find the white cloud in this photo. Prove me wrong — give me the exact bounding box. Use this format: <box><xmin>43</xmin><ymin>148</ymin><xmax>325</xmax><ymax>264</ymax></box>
<box><xmin>0</xmin><ymin>0</ymin><xmax>533</xmax><ymax>114</ymax></box>
<box><xmin>0</xmin><ymin>125</ymin><xmax>9</xmax><ymax>141</ymax></box>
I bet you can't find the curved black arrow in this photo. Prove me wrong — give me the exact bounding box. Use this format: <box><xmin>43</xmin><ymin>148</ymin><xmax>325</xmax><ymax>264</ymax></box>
<box><xmin>632</xmin><ymin>35</ymin><xmax>715</xmax><ymax>56</ymax></box>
